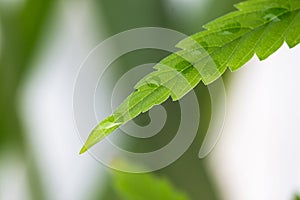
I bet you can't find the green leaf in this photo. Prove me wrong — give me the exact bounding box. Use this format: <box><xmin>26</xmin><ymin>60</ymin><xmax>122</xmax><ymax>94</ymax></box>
<box><xmin>80</xmin><ymin>0</ymin><xmax>300</xmax><ymax>154</ymax></box>
<box><xmin>113</xmin><ymin>171</ymin><xmax>189</xmax><ymax>200</ymax></box>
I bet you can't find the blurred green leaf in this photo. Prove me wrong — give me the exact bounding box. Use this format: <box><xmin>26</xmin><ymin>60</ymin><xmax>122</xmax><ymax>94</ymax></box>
<box><xmin>81</xmin><ymin>0</ymin><xmax>300</xmax><ymax>153</ymax></box>
<box><xmin>113</xmin><ymin>172</ymin><xmax>190</xmax><ymax>200</ymax></box>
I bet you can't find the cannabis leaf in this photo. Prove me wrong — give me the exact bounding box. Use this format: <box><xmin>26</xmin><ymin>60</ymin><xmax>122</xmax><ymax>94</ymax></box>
<box><xmin>80</xmin><ymin>0</ymin><xmax>300</xmax><ymax>154</ymax></box>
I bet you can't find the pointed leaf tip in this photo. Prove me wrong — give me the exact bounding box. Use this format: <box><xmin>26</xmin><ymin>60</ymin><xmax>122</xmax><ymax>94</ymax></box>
<box><xmin>79</xmin><ymin>145</ymin><xmax>88</xmax><ymax>154</ymax></box>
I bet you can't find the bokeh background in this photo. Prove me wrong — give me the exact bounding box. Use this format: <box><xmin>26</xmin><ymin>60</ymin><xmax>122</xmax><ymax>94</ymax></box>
<box><xmin>0</xmin><ymin>0</ymin><xmax>300</xmax><ymax>199</ymax></box>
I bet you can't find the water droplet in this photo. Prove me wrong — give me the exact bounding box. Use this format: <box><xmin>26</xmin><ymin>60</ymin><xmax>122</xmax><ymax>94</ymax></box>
<box><xmin>199</xmin><ymin>41</ymin><xmax>209</xmax><ymax>50</ymax></box>
<box><xmin>113</xmin><ymin>112</ymin><xmax>127</xmax><ymax>123</ymax></box>
<box><xmin>219</xmin><ymin>22</ymin><xmax>242</xmax><ymax>35</ymax></box>
<box><xmin>263</xmin><ymin>7</ymin><xmax>287</xmax><ymax>22</ymax></box>
<box><xmin>100</xmin><ymin>121</ymin><xmax>121</xmax><ymax>130</ymax></box>
<box><xmin>174</xmin><ymin>60</ymin><xmax>190</xmax><ymax>71</ymax></box>
<box><xmin>146</xmin><ymin>77</ymin><xmax>161</xmax><ymax>87</ymax></box>
<box><xmin>99</xmin><ymin>115</ymin><xmax>121</xmax><ymax>130</ymax></box>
